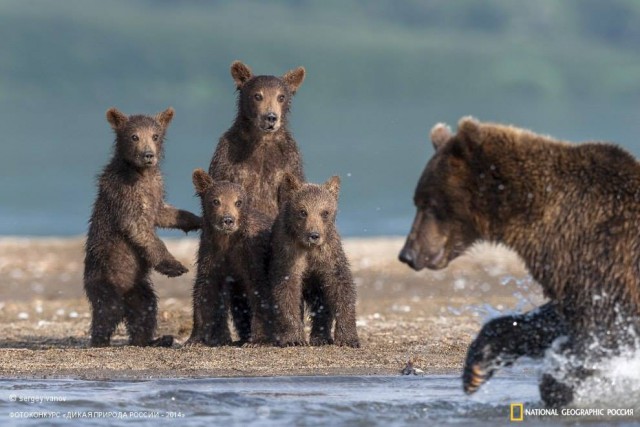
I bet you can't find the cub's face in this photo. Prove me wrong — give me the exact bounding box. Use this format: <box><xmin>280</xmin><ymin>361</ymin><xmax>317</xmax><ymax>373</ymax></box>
<box><xmin>230</xmin><ymin>61</ymin><xmax>305</xmax><ymax>133</ymax></box>
<box><xmin>241</xmin><ymin>77</ymin><xmax>291</xmax><ymax>133</ymax></box>
<box><xmin>399</xmin><ymin>124</ymin><xmax>480</xmax><ymax>270</ymax></box>
<box><xmin>106</xmin><ymin>107</ymin><xmax>174</xmax><ymax>169</ymax></box>
<box><xmin>281</xmin><ymin>176</ymin><xmax>341</xmax><ymax>248</ymax></box>
<box><xmin>192</xmin><ymin>170</ymin><xmax>245</xmax><ymax>234</ymax></box>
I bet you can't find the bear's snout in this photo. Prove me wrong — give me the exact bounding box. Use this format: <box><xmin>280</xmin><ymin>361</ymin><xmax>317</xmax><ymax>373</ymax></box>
<box><xmin>214</xmin><ymin>214</ymin><xmax>238</xmax><ymax>234</ymax></box>
<box><xmin>398</xmin><ymin>246</ymin><xmax>418</xmax><ymax>270</ymax></box>
<box><xmin>142</xmin><ymin>150</ymin><xmax>155</xmax><ymax>165</ymax></box>
<box><xmin>261</xmin><ymin>112</ymin><xmax>279</xmax><ymax>131</ymax></box>
<box><xmin>306</xmin><ymin>231</ymin><xmax>321</xmax><ymax>245</ymax></box>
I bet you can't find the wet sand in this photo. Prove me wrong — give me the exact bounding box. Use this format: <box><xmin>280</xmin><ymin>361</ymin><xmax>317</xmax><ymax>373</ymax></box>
<box><xmin>0</xmin><ymin>237</ymin><xmax>543</xmax><ymax>379</ymax></box>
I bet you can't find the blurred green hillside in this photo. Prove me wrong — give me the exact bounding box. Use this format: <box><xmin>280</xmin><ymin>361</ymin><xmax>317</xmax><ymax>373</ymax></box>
<box><xmin>3</xmin><ymin>0</ymin><xmax>640</xmax><ymax>109</ymax></box>
<box><xmin>2</xmin><ymin>0</ymin><xmax>640</xmax><ymax>235</ymax></box>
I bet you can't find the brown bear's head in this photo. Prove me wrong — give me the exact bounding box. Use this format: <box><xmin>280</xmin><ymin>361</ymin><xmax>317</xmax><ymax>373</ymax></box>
<box><xmin>230</xmin><ymin>61</ymin><xmax>305</xmax><ymax>134</ymax></box>
<box><xmin>399</xmin><ymin>117</ymin><xmax>484</xmax><ymax>271</ymax></box>
<box><xmin>192</xmin><ymin>169</ymin><xmax>246</xmax><ymax>235</ymax></box>
<box><xmin>279</xmin><ymin>174</ymin><xmax>340</xmax><ymax>248</ymax></box>
<box><xmin>106</xmin><ymin>107</ymin><xmax>174</xmax><ymax>169</ymax></box>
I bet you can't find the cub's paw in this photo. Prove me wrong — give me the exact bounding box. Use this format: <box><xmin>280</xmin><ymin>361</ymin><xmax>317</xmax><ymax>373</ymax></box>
<box><xmin>334</xmin><ymin>336</ymin><xmax>360</xmax><ymax>348</ymax></box>
<box><xmin>243</xmin><ymin>335</ymin><xmax>276</xmax><ymax>348</ymax></box>
<box><xmin>309</xmin><ymin>336</ymin><xmax>334</xmax><ymax>346</ymax></box>
<box><xmin>276</xmin><ymin>333</ymin><xmax>308</xmax><ymax>347</ymax></box>
<box><xmin>150</xmin><ymin>335</ymin><xmax>174</xmax><ymax>348</ymax></box>
<box><xmin>204</xmin><ymin>334</ymin><xmax>233</xmax><ymax>347</ymax></box>
<box><xmin>184</xmin><ymin>336</ymin><xmax>205</xmax><ymax>347</ymax></box>
<box><xmin>155</xmin><ymin>259</ymin><xmax>188</xmax><ymax>277</ymax></box>
<box><xmin>242</xmin><ymin>340</ymin><xmax>274</xmax><ymax>348</ymax></box>
<box><xmin>181</xmin><ymin>217</ymin><xmax>202</xmax><ymax>233</ymax></box>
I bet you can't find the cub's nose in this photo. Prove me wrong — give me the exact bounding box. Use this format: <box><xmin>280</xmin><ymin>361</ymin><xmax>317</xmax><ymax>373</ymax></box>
<box><xmin>266</xmin><ymin>113</ymin><xmax>278</xmax><ymax>124</ymax></box>
<box><xmin>143</xmin><ymin>151</ymin><xmax>155</xmax><ymax>162</ymax></box>
<box><xmin>223</xmin><ymin>216</ymin><xmax>235</xmax><ymax>226</ymax></box>
<box><xmin>308</xmin><ymin>232</ymin><xmax>320</xmax><ymax>242</ymax></box>
<box><xmin>398</xmin><ymin>247</ymin><xmax>416</xmax><ymax>268</ymax></box>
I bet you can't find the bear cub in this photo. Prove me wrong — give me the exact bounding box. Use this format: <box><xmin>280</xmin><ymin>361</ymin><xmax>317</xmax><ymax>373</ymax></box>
<box><xmin>209</xmin><ymin>60</ymin><xmax>306</xmax><ymax>220</ymax></box>
<box><xmin>270</xmin><ymin>174</ymin><xmax>359</xmax><ymax>347</ymax></box>
<box><xmin>187</xmin><ymin>169</ymin><xmax>272</xmax><ymax>346</ymax></box>
<box><xmin>84</xmin><ymin>107</ymin><xmax>201</xmax><ymax>347</ymax></box>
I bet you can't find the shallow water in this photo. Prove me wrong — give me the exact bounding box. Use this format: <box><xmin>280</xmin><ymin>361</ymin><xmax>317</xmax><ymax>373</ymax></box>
<box><xmin>1</xmin><ymin>372</ymin><xmax>638</xmax><ymax>426</ymax></box>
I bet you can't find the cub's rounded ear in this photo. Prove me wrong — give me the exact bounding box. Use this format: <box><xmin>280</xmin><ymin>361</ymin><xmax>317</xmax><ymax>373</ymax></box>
<box><xmin>106</xmin><ymin>107</ymin><xmax>128</xmax><ymax>130</ymax></box>
<box><xmin>457</xmin><ymin>116</ymin><xmax>481</xmax><ymax>143</ymax></box>
<box><xmin>230</xmin><ymin>61</ymin><xmax>253</xmax><ymax>89</ymax></box>
<box><xmin>155</xmin><ymin>107</ymin><xmax>175</xmax><ymax>129</ymax></box>
<box><xmin>430</xmin><ymin>123</ymin><xmax>452</xmax><ymax>151</ymax></box>
<box><xmin>278</xmin><ymin>173</ymin><xmax>302</xmax><ymax>206</ymax></box>
<box><xmin>282</xmin><ymin>66</ymin><xmax>305</xmax><ymax>94</ymax></box>
<box><xmin>323</xmin><ymin>175</ymin><xmax>341</xmax><ymax>199</ymax></box>
<box><xmin>192</xmin><ymin>168</ymin><xmax>214</xmax><ymax>195</ymax></box>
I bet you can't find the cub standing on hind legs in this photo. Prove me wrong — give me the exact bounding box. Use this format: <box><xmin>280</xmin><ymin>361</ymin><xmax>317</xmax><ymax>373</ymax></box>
<box><xmin>186</xmin><ymin>169</ymin><xmax>272</xmax><ymax>346</ymax></box>
<box><xmin>208</xmin><ymin>60</ymin><xmax>307</xmax><ymax>337</ymax></box>
<box><xmin>84</xmin><ymin>107</ymin><xmax>201</xmax><ymax>348</ymax></box>
<box><xmin>209</xmin><ymin>60</ymin><xmax>306</xmax><ymax>219</ymax></box>
<box><xmin>270</xmin><ymin>174</ymin><xmax>360</xmax><ymax>348</ymax></box>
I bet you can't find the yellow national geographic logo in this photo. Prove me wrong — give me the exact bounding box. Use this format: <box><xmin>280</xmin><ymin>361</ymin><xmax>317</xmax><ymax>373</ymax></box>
<box><xmin>510</xmin><ymin>403</ymin><xmax>524</xmax><ymax>421</ymax></box>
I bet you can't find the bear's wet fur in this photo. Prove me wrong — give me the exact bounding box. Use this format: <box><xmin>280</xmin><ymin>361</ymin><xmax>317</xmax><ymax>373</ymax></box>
<box><xmin>209</xmin><ymin>61</ymin><xmax>306</xmax><ymax>220</ymax></box>
<box><xmin>84</xmin><ymin>107</ymin><xmax>201</xmax><ymax>347</ymax></box>
<box><xmin>269</xmin><ymin>174</ymin><xmax>359</xmax><ymax>348</ymax></box>
<box><xmin>186</xmin><ymin>169</ymin><xmax>273</xmax><ymax>346</ymax></box>
<box><xmin>400</xmin><ymin>117</ymin><xmax>640</xmax><ymax>406</ymax></box>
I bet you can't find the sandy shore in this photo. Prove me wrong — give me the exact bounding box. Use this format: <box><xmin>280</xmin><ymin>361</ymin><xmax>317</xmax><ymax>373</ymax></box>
<box><xmin>0</xmin><ymin>237</ymin><xmax>543</xmax><ymax>379</ymax></box>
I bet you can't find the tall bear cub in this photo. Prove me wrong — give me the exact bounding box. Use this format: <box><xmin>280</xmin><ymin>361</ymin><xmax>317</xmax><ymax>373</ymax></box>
<box><xmin>187</xmin><ymin>169</ymin><xmax>272</xmax><ymax>346</ymax></box>
<box><xmin>270</xmin><ymin>174</ymin><xmax>359</xmax><ymax>348</ymax></box>
<box><xmin>209</xmin><ymin>61</ymin><xmax>306</xmax><ymax>220</ymax></box>
<box><xmin>84</xmin><ymin>107</ymin><xmax>201</xmax><ymax>347</ymax></box>
<box><xmin>207</xmin><ymin>61</ymin><xmax>307</xmax><ymax>342</ymax></box>
<box><xmin>399</xmin><ymin>117</ymin><xmax>640</xmax><ymax>407</ymax></box>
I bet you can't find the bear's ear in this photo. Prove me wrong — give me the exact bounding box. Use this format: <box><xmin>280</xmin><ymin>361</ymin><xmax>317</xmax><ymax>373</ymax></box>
<box><xmin>155</xmin><ymin>107</ymin><xmax>175</xmax><ymax>129</ymax></box>
<box><xmin>192</xmin><ymin>168</ymin><xmax>214</xmax><ymax>195</ymax></box>
<box><xmin>106</xmin><ymin>107</ymin><xmax>128</xmax><ymax>130</ymax></box>
<box><xmin>282</xmin><ymin>66</ymin><xmax>305</xmax><ymax>94</ymax></box>
<box><xmin>430</xmin><ymin>123</ymin><xmax>452</xmax><ymax>151</ymax></box>
<box><xmin>278</xmin><ymin>173</ymin><xmax>302</xmax><ymax>206</ymax></box>
<box><xmin>323</xmin><ymin>175</ymin><xmax>341</xmax><ymax>199</ymax></box>
<box><xmin>457</xmin><ymin>116</ymin><xmax>481</xmax><ymax>143</ymax></box>
<box><xmin>230</xmin><ymin>61</ymin><xmax>253</xmax><ymax>89</ymax></box>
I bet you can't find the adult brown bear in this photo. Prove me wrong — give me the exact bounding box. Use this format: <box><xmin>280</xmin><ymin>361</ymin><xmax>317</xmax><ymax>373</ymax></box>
<box><xmin>399</xmin><ymin>117</ymin><xmax>640</xmax><ymax>407</ymax></box>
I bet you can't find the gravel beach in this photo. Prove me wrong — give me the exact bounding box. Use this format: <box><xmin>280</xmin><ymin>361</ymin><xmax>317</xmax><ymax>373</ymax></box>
<box><xmin>0</xmin><ymin>237</ymin><xmax>543</xmax><ymax>380</ymax></box>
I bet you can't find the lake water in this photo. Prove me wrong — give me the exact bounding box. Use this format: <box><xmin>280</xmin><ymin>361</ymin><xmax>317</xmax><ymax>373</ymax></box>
<box><xmin>1</xmin><ymin>372</ymin><xmax>639</xmax><ymax>426</ymax></box>
<box><xmin>3</xmin><ymin>102</ymin><xmax>640</xmax><ymax>238</ymax></box>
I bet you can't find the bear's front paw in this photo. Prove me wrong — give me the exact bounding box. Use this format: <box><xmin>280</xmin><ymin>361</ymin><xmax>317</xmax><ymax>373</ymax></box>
<box><xmin>155</xmin><ymin>259</ymin><xmax>188</xmax><ymax>277</ymax></box>
<box><xmin>462</xmin><ymin>342</ymin><xmax>511</xmax><ymax>394</ymax></box>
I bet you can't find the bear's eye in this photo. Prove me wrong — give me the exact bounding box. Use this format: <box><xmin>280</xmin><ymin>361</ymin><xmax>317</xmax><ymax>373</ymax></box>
<box><xmin>254</xmin><ymin>93</ymin><xmax>263</xmax><ymax>101</ymax></box>
<box><xmin>299</xmin><ymin>209</ymin><xmax>308</xmax><ymax>218</ymax></box>
<box><xmin>131</xmin><ymin>134</ymin><xmax>139</xmax><ymax>142</ymax></box>
<box><xmin>277</xmin><ymin>94</ymin><xmax>285</xmax><ymax>103</ymax></box>
<box><xmin>213</xmin><ymin>199</ymin><xmax>220</xmax><ymax>206</ymax></box>
<box><xmin>321</xmin><ymin>210</ymin><xmax>330</xmax><ymax>220</ymax></box>
<box><xmin>235</xmin><ymin>200</ymin><xmax>242</xmax><ymax>208</ymax></box>
<box><xmin>152</xmin><ymin>134</ymin><xmax>159</xmax><ymax>142</ymax></box>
